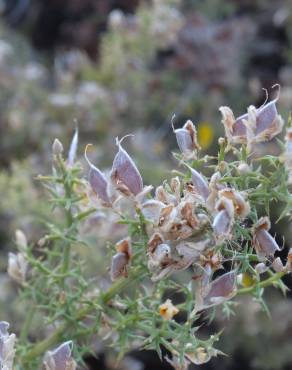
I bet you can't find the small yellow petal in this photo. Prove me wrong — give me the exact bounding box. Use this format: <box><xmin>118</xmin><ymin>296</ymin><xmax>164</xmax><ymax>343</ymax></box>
<box><xmin>198</xmin><ymin>122</ymin><xmax>214</xmax><ymax>150</ymax></box>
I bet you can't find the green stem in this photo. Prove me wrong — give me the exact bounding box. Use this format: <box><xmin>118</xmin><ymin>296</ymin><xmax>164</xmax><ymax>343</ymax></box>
<box><xmin>20</xmin><ymin>305</ymin><xmax>36</xmax><ymax>343</ymax></box>
<box><xmin>23</xmin><ymin>267</ymin><xmax>145</xmax><ymax>363</ymax></box>
<box><xmin>237</xmin><ymin>271</ymin><xmax>286</xmax><ymax>295</ymax></box>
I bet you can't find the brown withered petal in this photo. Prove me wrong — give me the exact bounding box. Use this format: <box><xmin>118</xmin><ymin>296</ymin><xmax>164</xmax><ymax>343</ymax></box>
<box><xmin>147</xmin><ymin>232</ymin><xmax>164</xmax><ymax>254</ymax></box>
<box><xmin>219</xmin><ymin>106</ymin><xmax>247</xmax><ymax>144</ymax></box>
<box><xmin>110</xmin><ymin>252</ymin><xmax>129</xmax><ymax>281</ymax></box>
<box><xmin>285</xmin><ymin>248</ymin><xmax>292</xmax><ymax>270</ymax></box>
<box><xmin>180</xmin><ymin>202</ymin><xmax>199</xmax><ymax>229</ymax></box>
<box><xmin>189</xmin><ymin>167</ymin><xmax>209</xmax><ymax>200</ymax></box>
<box><xmin>155</xmin><ymin>185</ymin><xmax>177</xmax><ymax>205</ymax></box>
<box><xmin>115</xmin><ymin>238</ymin><xmax>132</xmax><ymax>259</ymax></box>
<box><xmin>218</xmin><ymin>189</ymin><xmax>250</xmax><ymax>219</ymax></box>
<box><xmin>44</xmin><ymin>341</ymin><xmax>76</xmax><ymax>370</ymax></box>
<box><xmin>111</xmin><ymin>137</ymin><xmax>143</xmax><ymax>196</ymax></box>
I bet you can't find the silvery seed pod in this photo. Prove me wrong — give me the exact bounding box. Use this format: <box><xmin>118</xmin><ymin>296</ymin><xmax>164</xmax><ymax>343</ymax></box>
<box><xmin>43</xmin><ymin>341</ymin><xmax>76</xmax><ymax>370</ymax></box>
<box><xmin>111</xmin><ymin>136</ymin><xmax>143</xmax><ymax>196</ymax></box>
<box><xmin>67</xmin><ymin>128</ymin><xmax>78</xmax><ymax>167</ymax></box>
<box><xmin>272</xmin><ymin>257</ymin><xmax>284</xmax><ymax>272</ymax></box>
<box><xmin>253</xmin><ymin>217</ymin><xmax>280</xmax><ymax>259</ymax></box>
<box><xmin>195</xmin><ymin>271</ymin><xmax>237</xmax><ymax>312</ymax></box>
<box><xmin>172</xmin><ymin>119</ymin><xmax>200</xmax><ymax>158</ymax></box>
<box><xmin>254</xmin><ymin>90</ymin><xmax>284</xmax><ymax>142</ymax></box>
<box><xmin>189</xmin><ymin>167</ymin><xmax>209</xmax><ymax>200</ymax></box>
<box><xmin>7</xmin><ymin>252</ymin><xmax>28</xmax><ymax>285</ymax></box>
<box><xmin>52</xmin><ymin>138</ymin><xmax>64</xmax><ymax>156</ymax></box>
<box><xmin>212</xmin><ymin>197</ymin><xmax>234</xmax><ymax>240</ymax></box>
<box><xmin>255</xmin><ymin>262</ymin><xmax>268</xmax><ymax>274</ymax></box>
<box><xmin>0</xmin><ymin>321</ymin><xmax>16</xmax><ymax>370</ymax></box>
<box><xmin>85</xmin><ymin>144</ymin><xmax>111</xmax><ymax>206</ymax></box>
<box><xmin>110</xmin><ymin>252</ymin><xmax>129</xmax><ymax>281</ymax></box>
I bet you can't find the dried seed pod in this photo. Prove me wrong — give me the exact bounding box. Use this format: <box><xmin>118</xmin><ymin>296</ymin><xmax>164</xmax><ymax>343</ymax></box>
<box><xmin>85</xmin><ymin>144</ymin><xmax>111</xmax><ymax>206</ymax></box>
<box><xmin>155</xmin><ymin>185</ymin><xmax>177</xmax><ymax>205</ymax></box>
<box><xmin>141</xmin><ymin>200</ymin><xmax>165</xmax><ymax>226</ymax></box>
<box><xmin>67</xmin><ymin>128</ymin><xmax>78</xmax><ymax>167</ymax></box>
<box><xmin>195</xmin><ymin>271</ymin><xmax>237</xmax><ymax>312</ymax></box>
<box><xmin>254</xmin><ymin>88</ymin><xmax>284</xmax><ymax>142</ymax></box>
<box><xmin>110</xmin><ymin>252</ymin><xmax>129</xmax><ymax>281</ymax></box>
<box><xmin>0</xmin><ymin>321</ymin><xmax>16</xmax><ymax>370</ymax></box>
<box><xmin>253</xmin><ymin>217</ymin><xmax>280</xmax><ymax>259</ymax></box>
<box><xmin>212</xmin><ymin>197</ymin><xmax>234</xmax><ymax>240</ymax></box>
<box><xmin>285</xmin><ymin>128</ymin><xmax>292</xmax><ymax>183</ymax></box>
<box><xmin>7</xmin><ymin>252</ymin><xmax>28</xmax><ymax>285</ymax></box>
<box><xmin>111</xmin><ymin>136</ymin><xmax>143</xmax><ymax>196</ymax></box>
<box><xmin>43</xmin><ymin>341</ymin><xmax>76</xmax><ymax>370</ymax></box>
<box><xmin>180</xmin><ymin>202</ymin><xmax>199</xmax><ymax>229</ymax></box>
<box><xmin>172</xmin><ymin>118</ymin><xmax>200</xmax><ymax>158</ymax></box>
<box><xmin>272</xmin><ymin>257</ymin><xmax>284</xmax><ymax>272</ymax></box>
<box><xmin>159</xmin><ymin>299</ymin><xmax>179</xmax><ymax>320</ymax></box>
<box><xmin>189</xmin><ymin>167</ymin><xmax>209</xmax><ymax>200</ymax></box>
<box><xmin>255</xmin><ymin>262</ymin><xmax>268</xmax><ymax>274</ymax></box>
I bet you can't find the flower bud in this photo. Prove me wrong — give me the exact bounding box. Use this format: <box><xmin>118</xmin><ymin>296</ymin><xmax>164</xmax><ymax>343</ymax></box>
<box><xmin>43</xmin><ymin>341</ymin><xmax>76</xmax><ymax>370</ymax></box>
<box><xmin>110</xmin><ymin>252</ymin><xmax>129</xmax><ymax>281</ymax></box>
<box><xmin>272</xmin><ymin>257</ymin><xmax>284</xmax><ymax>272</ymax></box>
<box><xmin>237</xmin><ymin>162</ymin><xmax>251</xmax><ymax>175</ymax></box>
<box><xmin>212</xmin><ymin>197</ymin><xmax>234</xmax><ymax>240</ymax></box>
<box><xmin>52</xmin><ymin>138</ymin><xmax>64</xmax><ymax>156</ymax></box>
<box><xmin>111</xmin><ymin>136</ymin><xmax>143</xmax><ymax>196</ymax></box>
<box><xmin>0</xmin><ymin>321</ymin><xmax>16</xmax><ymax>370</ymax></box>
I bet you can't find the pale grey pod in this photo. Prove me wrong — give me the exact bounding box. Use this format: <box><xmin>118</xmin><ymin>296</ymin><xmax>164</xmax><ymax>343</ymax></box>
<box><xmin>272</xmin><ymin>257</ymin><xmax>284</xmax><ymax>272</ymax></box>
<box><xmin>212</xmin><ymin>209</ymin><xmax>232</xmax><ymax>236</ymax></box>
<box><xmin>88</xmin><ymin>165</ymin><xmax>110</xmax><ymax>205</ymax></box>
<box><xmin>204</xmin><ymin>270</ymin><xmax>237</xmax><ymax>306</ymax></box>
<box><xmin>110</xmin><ymin>252</ymin><xmax>129</xmax><ymax>281</ymax></box>
<box><xmin>44</xmin><ymin>341</ymin><xmax>76</xmax><ymax>370</ymax></box>
<box><xmin>67</xmin><ymin>128</ymin><xmax>78</xmax><ymax>166</ymax></box>
<box><xmin>111</xmin><ymin>138</ymin><xmax>143</xmax><ymax>196</ymax></box>
<box><xmin>175</xmin><ymin>128</ymin><xmax>194</xmax><ymax>155</ymax></box>
<box><xmin>190</xmin><ymin>168</ymin><xmax>209</xmax><ymax>200</ymax></box>
<box><xmin>253</xmin><ymin>229</ymin><xmax>280</xmax><ymax>258</ymax></box>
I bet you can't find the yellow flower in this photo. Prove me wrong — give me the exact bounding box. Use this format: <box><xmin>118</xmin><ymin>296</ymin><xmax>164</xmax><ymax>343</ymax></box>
<box><xmin>198</xmin><ymin>122</ymin><xmax>214</xmax><ymax>150</ymax></box>
<box><xmin>159</xmin><ymin>299</ymin><xmax>179</xmax><ymax>320</ymax></box>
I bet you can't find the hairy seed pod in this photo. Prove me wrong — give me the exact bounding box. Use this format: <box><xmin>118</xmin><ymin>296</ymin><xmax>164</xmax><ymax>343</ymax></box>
<box><xmin>253</xmin><ymin>217</ymin><xmax>280</xmax><ymax>259</ymax></box>
<box><xmin>7</xmin><ymin>252</ymin><xmax>27</xmax><ymax>285</ymax></box>
<box><xmin>110</xmin><ymin>252</ymin><xmax>129</xmax><ymax>281</ymax></box>
<box><xmin>85</xmin><ymin>144</ymin><xmax>111</xmax><ymax>206</ymax></box>
<box><xmin>189</xmin><ymin>167</ymin><xmax>209</xmax><ymax>200</ymax></box>
<box><xmin>111</xmin><ymin>136</ymin><xmax>143</xmax><ymax>196</ymax></box>
<box><xmin>43</xmin><ymin>341</ymin><xmax>76</xmax><ymax>370</ymax></box>
<box><xmin>172</xmin><ymin>118</ymin><xmax>200</xmax><ymax>158</ymax></box>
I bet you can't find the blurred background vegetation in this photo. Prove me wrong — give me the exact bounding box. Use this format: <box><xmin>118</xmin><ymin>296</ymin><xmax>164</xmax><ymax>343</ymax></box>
<box><xmin>0</xmin><ymin>0</ymin><xmax>292</xmax><ymax>369</ymax></box>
